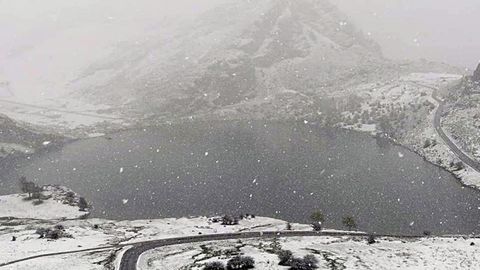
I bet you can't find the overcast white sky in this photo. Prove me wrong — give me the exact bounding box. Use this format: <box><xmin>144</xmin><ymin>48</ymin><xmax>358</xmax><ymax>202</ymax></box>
<box><xmin>331</xmin><ymin>0</ymin><xmax>480</xmax><ymax>69</ymax></box>
<box><xmin>0</xmin><ymin>0</ymin><xmax>478</xmax><ymax>70</ymax></box>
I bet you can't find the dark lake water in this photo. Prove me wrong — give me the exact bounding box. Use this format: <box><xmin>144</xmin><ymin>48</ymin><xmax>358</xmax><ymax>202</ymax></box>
<box><xmin>1</xmin><ymin>121</ymin><xmax>479</xmax><ymax>235</ymax></box>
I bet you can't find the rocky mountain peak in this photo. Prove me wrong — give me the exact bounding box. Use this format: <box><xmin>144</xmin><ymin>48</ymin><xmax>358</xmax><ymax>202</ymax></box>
<box><xmin>473</xmin><ymin>63</ymin><xmax>480</xmax><ymax>82</ymax></box>
<box><xmin>99</xmin><ymin>0</ymin><xmax>387</xmax><ymax>116</ymax></box>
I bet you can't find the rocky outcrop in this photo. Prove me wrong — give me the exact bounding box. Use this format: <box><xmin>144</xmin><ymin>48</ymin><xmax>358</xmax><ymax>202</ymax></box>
<box><xmin>473</xmin><ymin>63</ymin><xmax>480</xmax><ymax>82</ymax></box>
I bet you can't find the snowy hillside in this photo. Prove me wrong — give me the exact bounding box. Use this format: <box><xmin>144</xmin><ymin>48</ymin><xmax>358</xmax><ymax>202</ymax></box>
<box><xmin>0</xmin><ymin>0</ymin><xmax>387</xmax><ymax>123</ymax></box>
<box><xmin>73</xmin><ymin>0</ymin><xmax>387</xmax><ymax>116</ymax></box>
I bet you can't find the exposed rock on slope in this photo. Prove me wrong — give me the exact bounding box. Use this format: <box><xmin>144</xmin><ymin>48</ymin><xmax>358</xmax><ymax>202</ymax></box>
<box><xmin>72</xmin><ymin>0</ymin><xmax>387</xmax><ymax>117</ymax></box>
<box><xmin>473</xmin><ymin>63</ymin><xmax>480</xmax><ymax>82</ymax></box>
<box><xmin>1</xmin><ymin>0</ymin><xmax>461</xmax><ymax>124</ymax></box>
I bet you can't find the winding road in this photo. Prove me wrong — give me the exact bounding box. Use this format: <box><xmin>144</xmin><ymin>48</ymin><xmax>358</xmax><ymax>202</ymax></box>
<box><xmin>118</xmin><ymin>230</ymin><xmax>425</xmax><ymax>270</ymax></box>
<box><xmin>422</xmin><ymin>83</ymin><xmax>480</xmax><ymax>173</ymax></box>
<box><xmin>0</xmin><ymin>230</ymin><xmax>431</xmax><ymax>269</ymax></box>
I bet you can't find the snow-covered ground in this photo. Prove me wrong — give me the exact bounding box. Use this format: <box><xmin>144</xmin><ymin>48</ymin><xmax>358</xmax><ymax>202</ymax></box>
<box><xmin>0</xmin><ymin>214</ymin><xmax>308</xmax><ymax>268</ymax></box>
<box><xmin>2</xmin><ymin>213</ymin><xmax>479</xmax><ymax>270</ymax></box>
<box><xmin>1</xmin><ymin>187</ymin><xmax>479</xmax><ymax>269</ymax></box>
<box><xmin>0</xmin><ymin>186</ymin><xmax>88</xmax><ymax>220</ymax></box>
<box><xmin>140</xmin><ymin>236</ymin><xmax>480</xmax><ymax>270</ymax></box>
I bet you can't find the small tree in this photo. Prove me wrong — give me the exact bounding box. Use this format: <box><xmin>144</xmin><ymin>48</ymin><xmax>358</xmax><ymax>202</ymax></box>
<box><xmin>204</xmin><ymin>261</ymin><xmax>226</xmax><ymax>270</ymax></box>
<box><xmin>367</xmin><ymin>234</ymin><xmax>376</xmax><ymax>244</ymax></box>
<box><xmin>310</xmin><ymin>210</ymin><xmax>324</xmax><ymax>231</ymax></box>
<box><xmin>286</xmin><ymin>222</ymin><xmax>292</xmax><ymax>230</ymax></box>
<box><xmin>342</xmin><ymin>216</ymin><xmax>357</xmax><ymax>231</ymax></box>
<box><xmin>226</xmin><ymin>256</ymin><xmax>255</xmax><ymax>270</ymax></box>
<box><xmin>19</xmin><ymin>176</ymin><xmax>38</xmax><ymax>198</ymax></box>
<box><xmin>310</xmin><ymin>211</ymin><xmax>325</xmax><ymax>223</ymax></box>
<box><xmin>78</xmin><ymin>197</ymin><xmax>89</xmax><ymax>211</ymax></box>
<box><xmin>31</xmin><ymin>185</ymin><xmax>43</xmax><ymax>203</ymax></box>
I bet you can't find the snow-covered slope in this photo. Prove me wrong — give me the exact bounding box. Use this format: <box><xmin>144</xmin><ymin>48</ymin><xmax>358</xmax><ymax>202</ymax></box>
<box><xmin>73</xmin><ymin>0</ymin><xmax>386</xmax><ymax>116</ymax></box>
<box><xmin>0</xmin><ymin>0</ymin><xmax>386</xmax><ymax>121</ymax></box>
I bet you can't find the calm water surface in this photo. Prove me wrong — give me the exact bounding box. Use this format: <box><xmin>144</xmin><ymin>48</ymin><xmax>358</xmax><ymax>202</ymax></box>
<box><xmin>1</xmin><ymin>121</ymin><xmax>479</xmax><ymax>235</ymax></box>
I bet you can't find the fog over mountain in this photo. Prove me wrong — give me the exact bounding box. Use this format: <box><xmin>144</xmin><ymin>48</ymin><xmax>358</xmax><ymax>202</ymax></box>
<box><xmin>0</xmin><ymin>0</ymin><xmax>471</xmax><ymax>119</ymax></box>
<box><xmin>331</xmin><ymin>0</ymin><xmax>480</xmax><ymax>69</ymax></box>
<box><xmin>0</xmin><ymin>0</ymin><xmax>386</xmax><ymax>115</ymax></box>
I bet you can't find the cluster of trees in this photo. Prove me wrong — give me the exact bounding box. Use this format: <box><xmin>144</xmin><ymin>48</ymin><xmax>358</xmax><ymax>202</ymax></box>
<box><xmin>19</xmin><ymin>176</ymin><xmax>43</xmax><ymax>204</ymax></box>
<box><xmin>310</xmin><ymin>211</ymin><xmax>357</xmax><ymax>231</ymax></box>
<box><xmin>19</xmin><ymin>176</ymin><xmax>89</xmax><ymax>211</ymax></box>
<box><xmin>204</xmin><ymin>256</ymin><xmax>255</xmax><ymax>270</ymax></box>
<box><xmin>214</xmin><ymin>214</ymin><xmax>255</xmax><ymax>226</ymax></box>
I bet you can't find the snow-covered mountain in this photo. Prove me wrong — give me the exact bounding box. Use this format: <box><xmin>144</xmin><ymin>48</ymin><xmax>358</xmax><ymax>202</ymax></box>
<box><xmin>72</xmin><ymin>0</ymin><xmax>387</xmax><ymax>116</ymax></box>
<box><xmin>5</xmin><ymin>0</ymin><xmax>464</xmax><ymax>128</ymax></box>
<box><xmin>1</xmin><ymin>0</ymin><xmax>390</xmax><ymax>119</ymax></box>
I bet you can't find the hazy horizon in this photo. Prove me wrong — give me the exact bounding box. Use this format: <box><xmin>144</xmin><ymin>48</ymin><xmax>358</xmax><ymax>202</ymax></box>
<box><xmin>332</xmin><ymin>0</ymin><xmax>480</xmax><ymax>69</ymax></box>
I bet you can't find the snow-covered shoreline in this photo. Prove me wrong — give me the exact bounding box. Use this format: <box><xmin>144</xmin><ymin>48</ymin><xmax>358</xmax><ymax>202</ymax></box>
<box><xmin>0</xmin><ymin>185</ymin><xmax>89</xmax><ymax>220</ymax></box>
<box><xmin>341</xmin><ymin>73</ymin><xmax>480</xmax><ymax>190</ymax></box>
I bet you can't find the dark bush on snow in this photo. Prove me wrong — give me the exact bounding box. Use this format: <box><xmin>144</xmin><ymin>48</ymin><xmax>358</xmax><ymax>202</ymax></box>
<box><xmin>35</xmin><ymin>226</ymin><xmax>71</xmax><ymax>240</ymax></box>
<box><xmin>278</xmin><ymin>250</ymin><xmax>294</xmax><ymax>266</ymax></box>
<box><xmin>204</xmin><ymin>261</ymin><xmax>225</xmax><ymax>270</ymax></box>
<box><xmin>281</xmin><ymin>254</ymin><xmax>318</xmax><ymax>270</ymax></box>
<box><xmin>311</xmin><ymin>222</ymin><xmax>322</xmax><ymax>231</ymax></box>
<box><xmin>367</xmin><ymin>234</ymin><xmax>376</xmax><ymax>244</ymax></box>
<box><xmin>226</xmin><ymin>256</ymin><xmax>255</xmax><ymax>270</ymax></box>
<box><xmin>423</xmin><ymin>230</ymin><xmax>432</xmax><ymax>236</ymax></box>
<box><xmin>302</xmin><ymin>255</ymin><xmax>318</xmax><ymax>267</ymax></box>
<box><xmin>222</xmin><ymin>215</ymin><xmax>239</xmax><ymax>226</ymax></box>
